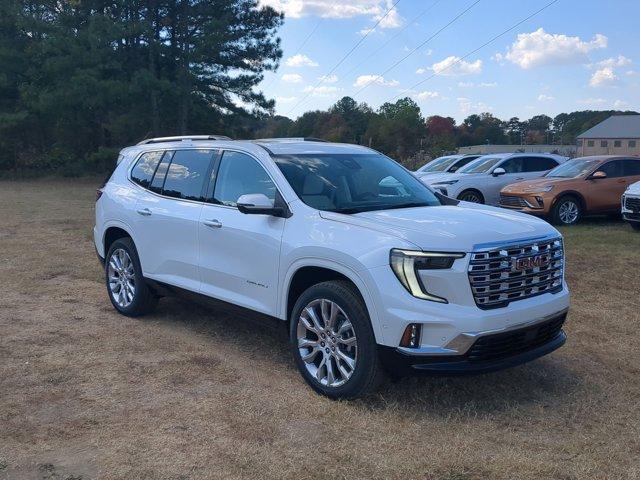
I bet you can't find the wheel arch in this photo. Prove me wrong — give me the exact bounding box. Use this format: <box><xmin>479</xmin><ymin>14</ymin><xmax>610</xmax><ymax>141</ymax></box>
<box><xmin>281</xmin><ymin>260</ymin><xmax>385</xmax><ymax>344</ymax></box>
<box><xmin>457</xmin><ymin>188</ymin><xmax>485</xmax><ymax>203</ymax></box>
<box><xmin>552</xmin><ymin>190</ymin><xmax>587</xmax><ymax>212</ymax></box>
<box><xmin>103</xmin><ymin>221</ymin><xmax>136</xmax><ymax>258</ymax></box>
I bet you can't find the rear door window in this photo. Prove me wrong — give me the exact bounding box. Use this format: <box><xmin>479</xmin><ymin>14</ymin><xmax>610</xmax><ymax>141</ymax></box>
<box><xmin>623</xmin><ymin>159</ymin><xmax>640</xmax><ymax>176</ymax></box>
<box><xmin>131</xmin><ymin>151</ymin><xmax>164</xmax><ymax>188</ymax></box>
<box><xmin>522</xmin><ymin>156</ymin><xmax>559</xmax><ymax>172</ymax></box>
<box><xmin>162</xmin><ymin>149</ymin><xmax>215</xmax><ymax>201</ymax></box>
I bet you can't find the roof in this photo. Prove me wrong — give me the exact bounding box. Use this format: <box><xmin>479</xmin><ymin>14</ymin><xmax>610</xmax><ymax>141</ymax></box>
<box><xmin>123</xmin><ymin>137</ymin><xmax>373</xmax><ymax>156</ymax></box>
<box><xmin>577</xmin><ymin>115</ymin><xmax>640</xmax><ymax>139</ymax></box>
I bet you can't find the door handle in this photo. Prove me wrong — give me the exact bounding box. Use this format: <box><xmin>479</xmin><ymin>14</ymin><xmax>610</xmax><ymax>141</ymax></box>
<box><xmin>137</xmin><ymin>208</ymin><xmax>152</xmax><ymax>216</ymax></box>
<box><xmin>203</xmin><ymin>219</ymin><xmax>222</xmax><ymax>229</ymax></box>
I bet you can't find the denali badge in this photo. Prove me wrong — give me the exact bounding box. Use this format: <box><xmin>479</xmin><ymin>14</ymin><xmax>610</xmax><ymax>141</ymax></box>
<box><xmin>513</xmin><ymin>254</ymin><xmax>550</xmax><ymax>271</ymax></box>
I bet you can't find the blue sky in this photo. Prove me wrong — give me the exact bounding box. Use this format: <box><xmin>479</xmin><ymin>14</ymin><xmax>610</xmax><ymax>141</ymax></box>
<box><xmin>258</xmin><ymin>0</ymin><xmax>640</xmax><ymax>122</ymax></box>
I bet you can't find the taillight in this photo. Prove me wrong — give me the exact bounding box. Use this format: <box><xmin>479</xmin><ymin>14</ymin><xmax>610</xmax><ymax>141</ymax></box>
<box><xmin>96</xmin><ymin>188</ymin><xmax>104</xmax><ymax>202</ymax></box>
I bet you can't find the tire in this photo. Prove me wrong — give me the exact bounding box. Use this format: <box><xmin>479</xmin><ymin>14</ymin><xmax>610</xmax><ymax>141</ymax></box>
<box><xmin>289</xmin><ymin>280</ymin><xmax>386</xmax><ymax>399</ymax></box>
<box><xmin>552</xmin><ymin>195</ymin><xmax>582</xmax><ymax>226</ymax></box>
<box><xmin>630</xmin><ymin>221</ymin><xmax>640</xmax><ymax>231</ymax></box>
<box><xmin>458</xmin><ymin>189</ymin><xmax>484</xmax><ymax>204</ymax></box>
<box><xmin>105</xmin><ymin>237</ymin><xmax>158</xmax><ymax>316</ymax></box>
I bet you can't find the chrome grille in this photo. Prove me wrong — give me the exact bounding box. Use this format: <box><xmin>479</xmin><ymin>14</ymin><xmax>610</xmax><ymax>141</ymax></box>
<box><xmin>625</xmin><ymin>196</ymin><xmax>640</xmax><ymax>212</ymax></box>
<box><xmin>468</xmin><ymin>237</ymin><xmax>564</xmax><ymax>309</ymax></box>
<box><xmin>499</xmin><ymin>194</ymin><xmax>528</xmax><ymax>208</ymax></box>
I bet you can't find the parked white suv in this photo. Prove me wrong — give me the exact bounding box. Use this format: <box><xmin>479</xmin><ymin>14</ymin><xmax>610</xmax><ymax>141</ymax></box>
<box><xmin>422</xmin><ymin>153</ymin><xmax>567</xmax><ymax>204</ymax></box>
<box><xmin>622</xmin><ymin>180</ymin><xmax>640</xmax><ymax>231</ymax></box>
<box><xmin>95</xmin><ymin>136</ymin><xmax>570</xmax><ymax>399</ymax></box>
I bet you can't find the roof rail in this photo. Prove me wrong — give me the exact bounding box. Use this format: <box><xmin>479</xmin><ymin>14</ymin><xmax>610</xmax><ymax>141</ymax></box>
<box><xmin>136</xmin><ymin>135</ymin><xmax>231</xmax><ymax>145</ymax></box>
<box><xmin>253</xmin><ymin>137</ymin><xmax>328</xmax><ymax>143</ymax></box>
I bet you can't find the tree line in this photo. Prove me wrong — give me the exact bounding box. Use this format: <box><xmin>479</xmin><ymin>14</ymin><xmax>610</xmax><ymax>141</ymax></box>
<box><xmin>1</xmin><ymin>1</ymin><xmax>636</xmax><ymax>176</ymax></box>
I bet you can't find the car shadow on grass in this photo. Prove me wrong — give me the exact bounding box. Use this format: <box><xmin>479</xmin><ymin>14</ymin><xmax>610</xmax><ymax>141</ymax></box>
<box><xmin>149</xmin><ymin>294</ymin><xmax>583</xmax><ymax>417</ymax></box>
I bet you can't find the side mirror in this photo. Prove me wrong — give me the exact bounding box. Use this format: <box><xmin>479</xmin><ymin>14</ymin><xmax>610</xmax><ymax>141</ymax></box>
<box><xmin>591</xmin><ymin>171</ymin><xmax>607</xmax><ymax>179</ymax></box>
<box><xmin>492</xmin><ymin>167</ymin><xmax>506</xmax><ymax>176</ymax></box>
<box><xmin>237</xmin><ymin>193</ymin><xmax>288</xmax><ymax>217</ymax></box>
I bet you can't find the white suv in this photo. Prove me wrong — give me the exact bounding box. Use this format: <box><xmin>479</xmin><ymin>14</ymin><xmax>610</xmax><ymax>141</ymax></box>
<box><xmin>422</xmin><ymin>153</ymin><xmax>567</xmax><ymax>204</ymax></box>
<box><xmin>622</xmin><ymin>180</ymin><xmax>640</xmax><ymax>231</ymax></box>
<box><xmin>95</xmin><ymin>136</ymin><xmax>570</xmax><ymax>399</ymax></box>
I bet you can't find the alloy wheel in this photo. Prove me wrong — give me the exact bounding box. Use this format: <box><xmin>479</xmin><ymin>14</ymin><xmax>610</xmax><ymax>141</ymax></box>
<box><xmin>107</xmin><ymin>248</ymin><xmax>136</xmax><ymax>308</ymax></box>
<box><xmin>461</xmin><ymin>192</ymin><xmax>482</xmax><ymax>203</ymax></box>
<box><xmin>559</xmin><ymin>200</ymin><xmax>579</xmax><ymax>224</ymax></box>
<box><xmin>296</xmin><ymin>299</ymin><xmax>357</xmax><ymax>388</ymax></box>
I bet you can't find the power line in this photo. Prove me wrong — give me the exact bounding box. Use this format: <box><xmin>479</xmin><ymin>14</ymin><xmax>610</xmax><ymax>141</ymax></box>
<box><xmin>262</xmin><ymin>2</ymin><xmax>337</xmax><ymax>92</ymax></box>
<box><xmin>396</xmin><ymin>0</ymin><xmax>560</xmax><ymax>100</ymax></box>
<box><xmin>341</xmin><ymin>0</ymin><xmax>442</xmax><ymax>81</ymax></box>
<box><xmin>353</xmin><ymin>0</ymin><xmax>482</xmax><ymax>98</ymax></box>
<box><xmin>285</xmin><ymin>0</ymin><xmax>402</xmax><ymax>117</ymax></box>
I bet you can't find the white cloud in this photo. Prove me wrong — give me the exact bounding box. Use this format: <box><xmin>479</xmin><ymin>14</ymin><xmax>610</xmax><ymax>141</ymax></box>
<box><xmin>614</xmin><ymin>99</ymin><xmax>629</xmax><ymax>109</ymax></box>
<box><xmin>577</xmin><ymin>97</ymin><xmax>607</xmax><ymax>106</ymax></box>
<box><xmin>593</xmin><ymin>55</ymin><xmax>632</xmax><ymax>69</ymax></box>
<box><xmin>416</xmin><ymin>90</ymin><xmax>441</xmax><ymax>100</ymax></box>
<box><xmin>626</xmin><ymin>70</ymin><xmax>639</xmax><ymax>76</ymax></box>
<box><xmin>590</xmin><ymin>67</ymin><xmax>617</xmax><ymax>87</ymax></box>
<box><xmin>431</xmin><ymin>56</ymin><xmax>483</xmax><ymax>76</ymax></box>
<box><xmin>358</xmin><ymin>27</ymin><xmax>376</xmax><ymax>36</ymax></box>
<box><xmin>497</xmin><ymin>28</ymin><xmax>607</xmax><ymax>69</ymax></box>
<box><xmin>425</xmin><ymin>49</ymin><xmax>433</xmax><ymax>57</ymax></box>
<box><xmin>275</xmin><ymin>96</ymin><xmax>296</xmax><ymax>103</ymax></box>
<box><xmin>284</xmin><ymin>54</ymin><xmax>319</xmax><ymax>67</ymax></box>
<box><xmin>302</xmin><ymin>85</ymin><xmax>340</xmax><ymax>96</ymax></box>
<box><xmin>318</xmin><ymin>74</ymin><xmax>338</xmax><ymax>83</ymax></box>
<box><xmin>260</xmin><ymin>0</ymin><xmax>402</xmax><ymax>26</ymax></box>
<box><xmin>353</xmin><ymin>74</ymin><xmax>399</xmax><ymax>87</ymax></box>
<box><xmin>458</xmin><ymin>81</ymin><xmax>497</xmax><ymax>88</ymax></box>
<box><xmin>415</xmin><ymin>68</ymin><xmax>427</xmax><ymax>74</ymax></box>
<box><xmin>281</xmin><ymin>73</ymin><xmax>303</xmax><ymax>83</ymax></box>
<box><xmin>458</xmin><ymin>97</ymin><xmax>492</xmax><ymax>115</ymax></box>
<box><xmin>538</xmin><ymin>94</ymin><xmax>555</xmax><ymax>101</ymax></box>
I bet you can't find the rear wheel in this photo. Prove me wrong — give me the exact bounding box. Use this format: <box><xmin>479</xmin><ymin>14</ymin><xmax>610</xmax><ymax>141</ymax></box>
<box><xmin>105</xmin><ymin>238</ymin><xmax>157</xmax><ymax>316</ymax></box>
<box><xmin>552</xmin><ymin>195</ymin><xmax>582</xmax><ymax>226</ymax></box>
<box><xmin>290</xmin><ymin>280</ymin><xmax>385</xmax><ymax>399</ymax></box>
<box><xmin>458</xmin><ymin>189</ymin><xmax>484</xmax><ymax>204</ymax></box>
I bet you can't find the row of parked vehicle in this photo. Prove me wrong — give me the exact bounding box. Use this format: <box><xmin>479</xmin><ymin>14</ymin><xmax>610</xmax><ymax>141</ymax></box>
<box><xmin>414</xmin><ymin>153</ymin><xmax>640</xmax><ymax>229</ymax></box>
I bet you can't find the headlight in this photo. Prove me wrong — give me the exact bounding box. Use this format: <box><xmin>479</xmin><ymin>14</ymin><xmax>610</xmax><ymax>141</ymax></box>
<box><xmin>432</xmin><ymin>180</ymin><xmax>459</xmax><ymax>186</ymax></box>
<box><xmin>389</xmin><ymin>249</ymin><xmax>465</xmax><ymax>302</ymax></box>
<box><xmin>521</xmin><ymin>185</ymin><xmax>554</xmax><ymax>193</ymax></box>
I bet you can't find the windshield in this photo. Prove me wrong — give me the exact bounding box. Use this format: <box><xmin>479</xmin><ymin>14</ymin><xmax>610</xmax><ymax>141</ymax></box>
<box><xmin>273</xmin><ymin>153</ymin><xmax>441</xmax><ymax>214</ymax></box>
<box><xmin>458</xmin><ymin>156</ymin><xmax>503</xmax><ymax>174</ymax></box>
<box><xmin>546</xmin><ymin>158</ymin><xmax>602</xmax><ymax>178</ymax></box>
<box><xmin>417</xmin><ymin>155</ymin><xmax>460</xmax><ymax>173</ymax></box>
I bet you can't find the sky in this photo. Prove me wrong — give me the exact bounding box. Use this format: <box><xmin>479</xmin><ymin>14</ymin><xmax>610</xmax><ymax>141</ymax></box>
<box><xmin>257</xmin><ymin>0</ymin><xmax>640</xmax><ymax>122</ymax></box>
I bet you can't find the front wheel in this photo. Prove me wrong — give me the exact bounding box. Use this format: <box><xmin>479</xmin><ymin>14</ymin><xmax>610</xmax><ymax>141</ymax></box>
<box><xmin>458</xmin><ymin>189</ymin><xmax>484</xmax><ymax>204</ymax></box>
<box><xmin>290</xmin><ymin>280</ymin><xmax>385</xmax><ymax>399</ymax></box>
<box><xmin>552</xmin><ymin>196</ymin><xmax>582</xmax><ymax>226</ymax></box>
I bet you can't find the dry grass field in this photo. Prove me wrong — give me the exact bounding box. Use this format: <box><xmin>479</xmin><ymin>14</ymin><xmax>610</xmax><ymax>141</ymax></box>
<box><xmin>1</xmin><ymin>178</ymin><xmax>639</xmax><ymax>480</ymax></box>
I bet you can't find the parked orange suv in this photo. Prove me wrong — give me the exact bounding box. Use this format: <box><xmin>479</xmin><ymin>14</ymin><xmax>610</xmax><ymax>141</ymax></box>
<box><xmin>500</xmin><ymin>156</ymin><xmax>640</xmax><ymax>225</ymax></box>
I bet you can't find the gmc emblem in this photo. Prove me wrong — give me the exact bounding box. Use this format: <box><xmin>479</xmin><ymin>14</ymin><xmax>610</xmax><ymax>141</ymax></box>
<box><xmin>513</xmin><ymin>254</ymin><xmax>550</xmax><ymax>271</ymax></box>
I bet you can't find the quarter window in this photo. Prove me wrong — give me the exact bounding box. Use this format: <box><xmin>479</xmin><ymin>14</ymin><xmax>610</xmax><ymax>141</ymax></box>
<box><xmin>131</xmin><ymin>151</ymin><xmax>163</xmax><ymax>188</ymax></box>
<box><xmin>149</xmin><ymin>151</ymin><xmax>174</xmax><ymax>193</ymax></box>
<box><xmin>212</xmin><ymin>151</ymin><xmax>277</xmax><ymax>207</ymax></box>
<box><xmin>162</xmin><ymin>149</ymin><xmax>214</xmax><ymax>201</ymax></box>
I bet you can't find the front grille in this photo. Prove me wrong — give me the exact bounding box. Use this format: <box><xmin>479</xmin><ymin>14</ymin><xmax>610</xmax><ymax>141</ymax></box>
<box><xmin>500</xmin><ymin>194</ymin><xmax>528</xmax><ymax>208</ymax></box>
<box><xmin>625</xmin><ymin>196</ymin><xmax>640</xmax><ymax>212</ymax></box>
<box><xmin>466</xmin><ymin>313</ymin><xmax>566</xmax><ymax>361</ymax></box>
<box><xmin>468</xmin><ymin>237</ymin><xmax>564</xmax><ymax>309</ymax></box>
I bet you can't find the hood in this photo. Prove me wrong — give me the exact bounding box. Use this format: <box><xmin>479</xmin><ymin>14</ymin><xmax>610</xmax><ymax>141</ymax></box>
<box><xmin>422</xmin><ymin>172</ymin><xmax>482</xmax><ymax>185</ymax></box>
<box><xmin>319</xmin><ymin>203</ymin><xmax>559</xmax><ymax>252</ymax></box>
<box><xmin>416</xmin><ymin>171</ymin><xmax>451</xmax><ymax>179</ymax></box>
<box><xmin>501</xmin><ymin>176</ymin><xmax>574</xmax><ymax>193</ymax></box>
<box><xmin>626</xmin><ymin>180</ymin><xmax>640</xmax><ymax>195</ymax></box>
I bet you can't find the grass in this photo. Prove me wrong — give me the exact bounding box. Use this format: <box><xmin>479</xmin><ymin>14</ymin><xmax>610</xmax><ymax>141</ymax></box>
<box><xmin>1</xmin><ymin>178</ymin><xmax>639</xmax><ymax>480</ymax></box>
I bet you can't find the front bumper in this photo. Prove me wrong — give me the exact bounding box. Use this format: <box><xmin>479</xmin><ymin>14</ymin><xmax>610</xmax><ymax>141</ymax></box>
<box><xmin>499</xmin><ymin>192</ymin><xmax>554</xmax><ymax>216</ymax></box>
<box><xmin>379</xmin><ymin>310</ymin><xmax>567</xmax><ymax>375</ymax></box>
<box><xmin>622</xmin><ymin>194</ymin><xmax>640</xmax><ymax>222</ymax></box>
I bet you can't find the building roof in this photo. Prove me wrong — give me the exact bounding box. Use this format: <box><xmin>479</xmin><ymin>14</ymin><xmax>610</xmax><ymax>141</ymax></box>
<box><xmin>577</xmin><ymin>115</ymin><xmax>640</xmax><ymax>139</ymax></box>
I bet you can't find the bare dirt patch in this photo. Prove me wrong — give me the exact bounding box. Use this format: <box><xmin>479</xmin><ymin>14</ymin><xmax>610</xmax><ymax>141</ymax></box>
<box><xmin>1</xmin><ymin>179</ymin><xmax>639</xmax><ymax>479</ymax></box>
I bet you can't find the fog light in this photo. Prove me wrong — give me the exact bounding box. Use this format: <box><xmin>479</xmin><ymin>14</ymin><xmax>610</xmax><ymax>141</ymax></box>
<box><xmin>400</xmin><ymin>323</ymin><xmax>422</xmax><ymax>348</ymax></box>
<box><xmin>535</xmin><ymin>196</ymin><xmax>544</xmax><ymax>207</ymax></box>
